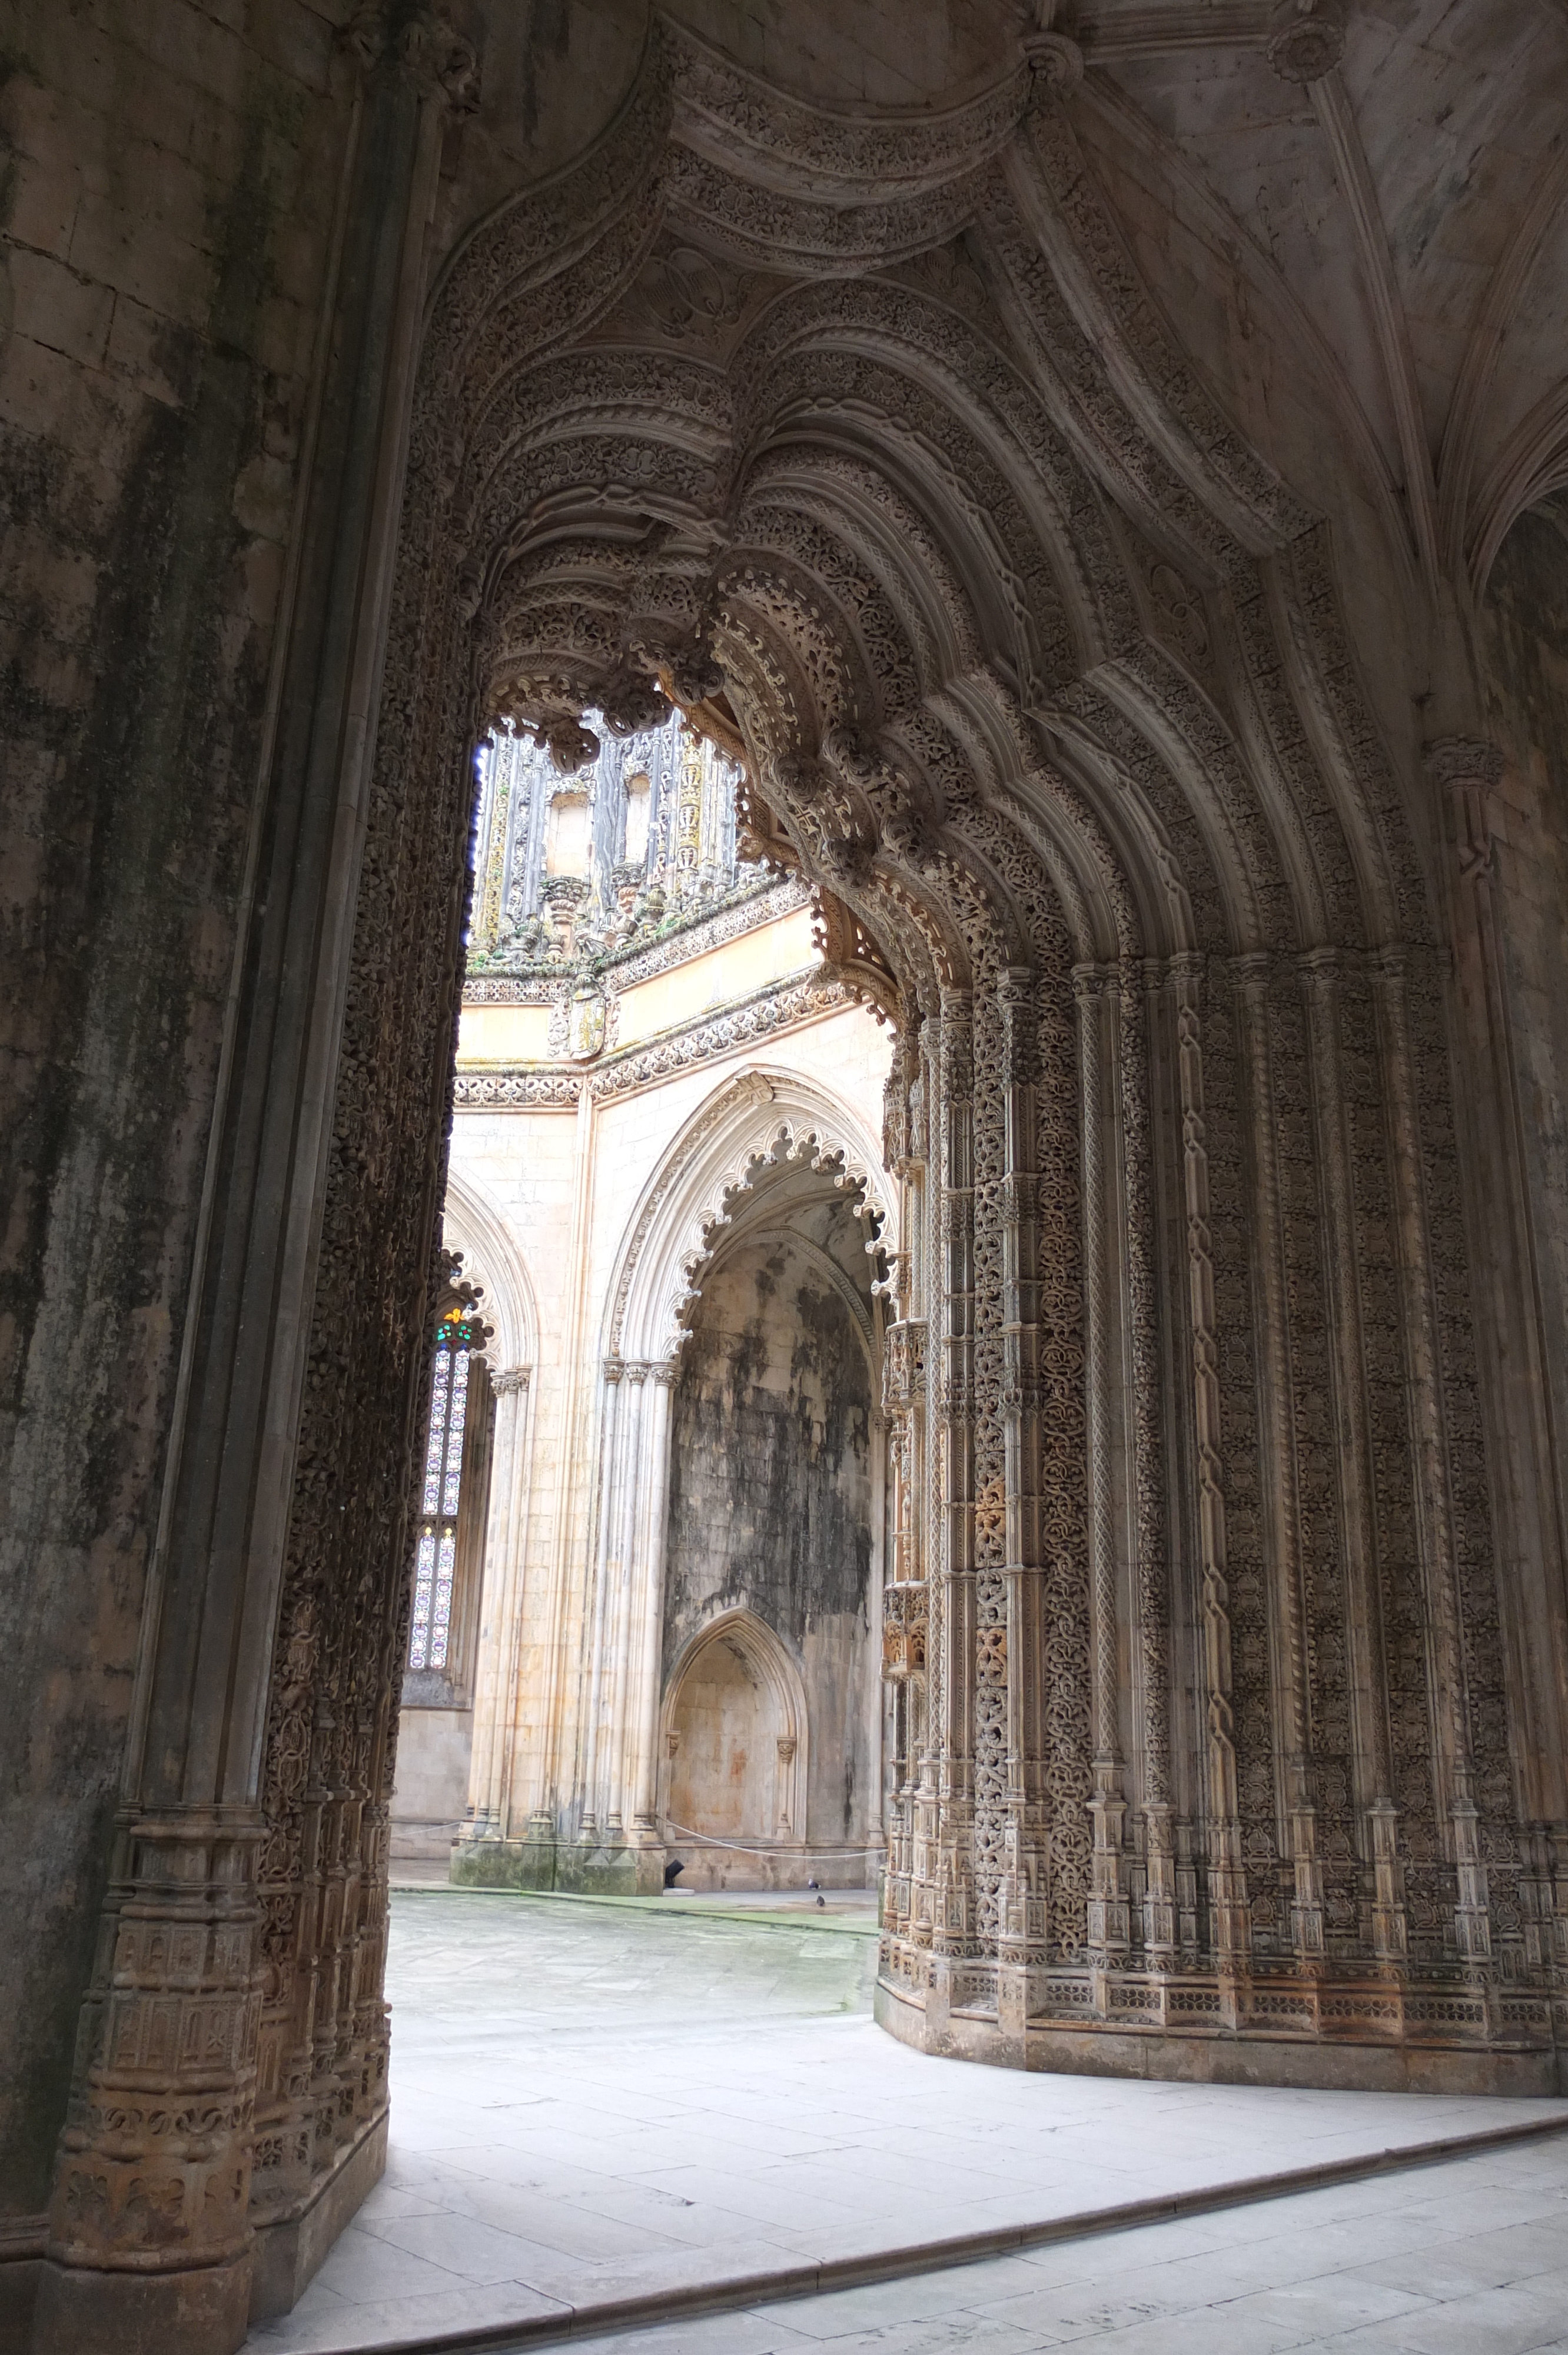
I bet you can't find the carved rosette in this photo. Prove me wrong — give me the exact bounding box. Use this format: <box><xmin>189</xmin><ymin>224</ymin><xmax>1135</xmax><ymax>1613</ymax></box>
<box><xmin>1265</xmin><ymin>0</ymin><xmax>1347</xmax><ymax>85</ymax></box>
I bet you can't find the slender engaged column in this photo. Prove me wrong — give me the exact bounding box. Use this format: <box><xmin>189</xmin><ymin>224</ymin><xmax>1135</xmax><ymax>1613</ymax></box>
<box><xmin>630</xmin><ymin>1366</ymin><xmax>677</xmax><ymax>1846</ymax></box>
<box><xmin>1233</xmin><ymin>957</ymin><xmax>1323</xmax><ymax>1969</ymax></box>
<box><xmin>578</xmin><ymin>1363</ymin><xmax>624</xmax><ymax>1840</ymax></box>
<box><xmin>1121</xmin><ymin>961</ymin><xmax>1175</xmax><ymax>1966</ymax></box>
<box><xmin>462</xmin><ymin>1366</ymin><xmax>532</xmax><ymax>1842</ymax></box>
<box><xmin>1426</xmin><ymin>738</ymin><xmax>1568</xmax><ymax>1855</ymax></box>
<box><xmin>604</xmin><ymin>1365</ymin><xmax>649</xmax><ymax>1833</ymax></box>
<box><xmin>1075</xmin><ymin>964</ymin><xmax>1130</xmax><ymax>1975</ymax></box>
<box><xmin>1168</xmin><ymin>954</ymin><xmax>1250</xmax><ymax>1994</ymax></box>
<box><xmin>1300</xmin><ymin>948</ymin><xmax>1406</xmax><ymax>1963</ymax></box>
<box><xmin>934</xmin><ymin>990</ymin><xmax>976</xmax><ymax>1993</ymax></box>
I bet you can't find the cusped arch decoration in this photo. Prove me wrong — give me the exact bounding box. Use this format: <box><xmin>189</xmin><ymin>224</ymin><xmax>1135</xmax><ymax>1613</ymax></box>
<box><xmin>607</xmin><ymin>1066</ymin><xmax>896</xmax><ymax>1366</ymax></box>
<box><xmin>660</xmin><ymin>1606</ymin><xmax>810</xmax><ymax>1850</ymax></box>
<box><xmin>441</xmin><ymin>1163</ymin><xmax>540</xmax><ymax>1376</ymax></box>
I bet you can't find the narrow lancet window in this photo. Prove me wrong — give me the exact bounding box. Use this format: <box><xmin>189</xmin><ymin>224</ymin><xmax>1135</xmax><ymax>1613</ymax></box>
<box><xmin>410</xmin><ymin>1303</ymin><xmax>483</xmax><ymax>1670</ymax></box>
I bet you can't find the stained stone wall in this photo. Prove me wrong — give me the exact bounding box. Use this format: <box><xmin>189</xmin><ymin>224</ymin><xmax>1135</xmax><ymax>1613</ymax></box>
<box><xmin>0</xmin><ymin>0</ymin><xmax>353</xmax><ymax>2263</ymax></box>
<box><xmin>663</xmin><ymin>1196</ymin><xmax>881</xmax><ymax>1882</ymax></box>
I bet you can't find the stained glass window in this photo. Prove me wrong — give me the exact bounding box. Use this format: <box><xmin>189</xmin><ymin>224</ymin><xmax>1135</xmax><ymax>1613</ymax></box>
<box><xmin>409</xmin><ymin>1305</ymin><xmax>483</xmax><ymax>1671</ymax></box>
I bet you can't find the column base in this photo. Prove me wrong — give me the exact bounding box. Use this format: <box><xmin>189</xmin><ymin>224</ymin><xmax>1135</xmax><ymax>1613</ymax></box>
<box><xmin>30</xmin><ymin>2250</ymin><xmax>251</xmax><ymax>2355</ymax></box>
<box><xmin>875</xmin><ymin>1973</ymin><xmax>1567</xmax><ymax>2095</ymax></box>
<box><xmin>248</xmin><ymin>2106</ymin><xmax>387</xmax><ymax>2321</ymax></box>
<box><xmin>449</xmin><ymin>1835</ymin><xmax>664</xmax><ymax>1895</ymax></box>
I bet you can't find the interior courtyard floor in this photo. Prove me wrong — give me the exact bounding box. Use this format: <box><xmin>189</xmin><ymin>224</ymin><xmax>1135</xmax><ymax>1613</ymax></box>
<box><xmin>243</xmin><ymin>1892</ymin><xmax>1568</xmax><ymax>2355</ymax></box>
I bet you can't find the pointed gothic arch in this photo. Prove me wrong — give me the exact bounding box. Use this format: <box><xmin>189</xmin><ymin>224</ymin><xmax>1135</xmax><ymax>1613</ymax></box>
<box><xmin>42</xmin><ymin>21</ymin><xmax>1568</xmax><ymax>2341</ymax></box>
<box><xmin>660</xmin><ymin>1607</ymin><xmax>810</xmax><ymax>1861</ymax></box>
<box><xmin>606</xmin><ymin>1065</ymin><xmax>896</xmax><ymax>1369</ymax></box>
<box><xmin>440</xmin><ymin>1162</ymin><xmax>541</xmax><ymax>1378</ymax></box>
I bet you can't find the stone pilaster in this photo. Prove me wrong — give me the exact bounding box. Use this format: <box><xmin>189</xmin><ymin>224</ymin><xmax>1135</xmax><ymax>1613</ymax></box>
<box><xmin>36</xmin><ymin>14</ymin><xmax>479</xmax><ymax>2346</ymax></box>
<box><xmin>461</xmin><ymin>1366</ymin><xmax>531</xmax><ymax>1844</ymax></box>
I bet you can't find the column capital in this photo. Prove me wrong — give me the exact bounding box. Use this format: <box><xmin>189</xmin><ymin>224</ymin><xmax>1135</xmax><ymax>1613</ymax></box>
<box><xmin>1297</xmin><ymin>944</ymin><xmax>1344</xmax><ymax>986</ymax></box>
<box><xmin>1227</xmin><ymin>949</ymin><xmax>1273</xmax><ymax>991</ymax></box>
<box><xmin>1070</xmin><ymin>960</ymin><xmax>1115</xmax><ymax>1003</ymax></box>
<box><xmin>1426</xmin><ymin>738</ymin><xmax>1504</xmax><ymax>890</ymax></box>
<box><xmin>340</xmin><ymin>4</ymin><xmax>481</xmax><ymax>112</ymax></box>
<box><xmin>492</xmin><ymin>1364</ymin><xmax>530</xmax><ymax>1396</ymax></box>
<box><xmin>1366</xmin><ymin>943</ymin><xmax>1411</xmax><ymax>989</ymax></box>
<box><xmin>1423</xmin><ymin>734</ymin><xmax>1504</xmax><ymax>793</ymax></box>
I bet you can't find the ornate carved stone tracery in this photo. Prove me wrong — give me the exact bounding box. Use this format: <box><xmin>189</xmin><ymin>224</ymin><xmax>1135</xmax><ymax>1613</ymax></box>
<box><xmin>248</xmin><ymin>14</ymin><xmax>1564</xmax><ymax>2250</ymax></box>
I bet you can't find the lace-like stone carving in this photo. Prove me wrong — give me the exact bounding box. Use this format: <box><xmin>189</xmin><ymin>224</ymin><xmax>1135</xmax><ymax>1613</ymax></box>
<box><xmin>254</xmin><ymin>9</ymin><xmax>1552</xmax><ymax>2121</ymax></box>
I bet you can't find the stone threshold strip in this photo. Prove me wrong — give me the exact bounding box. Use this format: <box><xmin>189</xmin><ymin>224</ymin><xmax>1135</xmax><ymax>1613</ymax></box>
<box><xmin>337</xmin><ymin>2108</ymin><xmax>1568</xmax><ymax>2355</ymax></box>
<box><xmin>385</xmin><ymin>1880</ymin><xmax>880</xmax><ymax>1938</ymax></box>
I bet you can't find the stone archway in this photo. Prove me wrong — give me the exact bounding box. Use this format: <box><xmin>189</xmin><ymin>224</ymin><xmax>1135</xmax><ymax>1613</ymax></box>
<box><xmin>32</xmin><ymin>12</ymin><xmax>1568</xmax><ymax>2350</ymax></box>
<box><xmin>662</xmin><ymin>1610</ymin><xmax>808</xmax><ymax>1885</ymax></box>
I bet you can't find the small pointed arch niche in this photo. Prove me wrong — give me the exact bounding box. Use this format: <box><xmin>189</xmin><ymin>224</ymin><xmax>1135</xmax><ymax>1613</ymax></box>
<box><xmin>659</xmin><ymin>1608</ymin><xmax>809</xmax><ymax>1872</ymax></box>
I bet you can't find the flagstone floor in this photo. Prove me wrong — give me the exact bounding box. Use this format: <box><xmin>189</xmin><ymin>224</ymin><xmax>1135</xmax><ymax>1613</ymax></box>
<box><xmin>243</xmin><ymin>1890</ymin><xmax>1568</xmax><ymax>2355</ymax></box>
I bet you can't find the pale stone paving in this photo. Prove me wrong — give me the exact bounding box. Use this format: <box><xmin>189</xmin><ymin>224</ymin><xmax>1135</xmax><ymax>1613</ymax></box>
<box><xmin>566</xmin><ymin>2135</ymin><xmax>1568</xmax><ymax>2355</ymax></box>
<box><xmin>242</xmin><ymin>1893</ymin><xmax>1568</xmax><ymax>2355</ymax></box>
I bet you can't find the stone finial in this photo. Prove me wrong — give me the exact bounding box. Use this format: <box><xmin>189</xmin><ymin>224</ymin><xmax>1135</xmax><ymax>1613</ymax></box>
<box><xmin>1267</xmin><ymin>0</ymin><xmax>1346</xmax><ymax>84</ymax></box>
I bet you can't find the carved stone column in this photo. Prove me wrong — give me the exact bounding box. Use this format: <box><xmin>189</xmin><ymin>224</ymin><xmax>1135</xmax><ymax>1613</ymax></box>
<box><xmin>1232</xmin><ymin>956</ymin><xmax>1324</xmax><ymax>1971</ymax></box>
<box><xmin>1120</xmin><ymin>963</ymin><xmax>1175</xmax><ymax>1967</ymax></box>
<box><xmin>604</xmin><ymin>1364</ymin><xmax>650</xmax><ymax>1840</ymax></box>
<box><xmin>628</xmin><ymin>1365</ymin><xmax>676</xmax><ymax>1886</ymax></box>
<box><xmin>1169</xmin><ymin>954</ymin><xmax>1251</xmax><ymax>2002</ymax></box>
<box><xmin>1074</xmin><ymin>966</ymin><xmax>1130</xmax><ymax>1983</ymax></box>
<box><xmin>577</xmin><ymin>1362</ymin><xmax>625</xmax><ymax>1849</ymax></box>
<box><xmin>35</xmin><ymin>13</ymin><xmax>478</xmax><ymax>2348</ymax></box>
<box><xmin>1299</xmin><ymin>947</ymin><xmax>1407</xmax><ymax>1965</ymax></box>
<box><xmin>1427</xmin><ymin>739</ymin><xmax>1568</xmax><ymax>1860</ymax></box>
<box><xmin>1370</xmin><ymin>949</ymin><xmax>1493</xmax><ymax>1963</ymax></box>
<box><xmin>994</xmin><ymin>968</ymin><xmax>1044</xmax><ymax>2045</ymax></box>
<box><xmin>928</xmin><ymin>989</ymin><xmax>976</xmax><ymax>2033</ymax></box>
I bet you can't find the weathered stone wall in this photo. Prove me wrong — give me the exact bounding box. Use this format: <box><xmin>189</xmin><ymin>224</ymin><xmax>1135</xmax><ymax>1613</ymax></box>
<box><xmin>0</xmin><ymin>0</ymin><xmax>346</xmax><ymax>2227</ymax></box>
<box><xmin>665</xmin><ymin>1223</ymin><xmax>878</xmax><ymax>1868</ymax></box>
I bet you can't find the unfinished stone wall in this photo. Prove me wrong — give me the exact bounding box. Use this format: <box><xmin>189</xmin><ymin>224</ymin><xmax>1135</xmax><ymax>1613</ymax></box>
<box><xmin>664</xmin><ymin>1213</ymin><xmax>878</xmax><ymax>1883</ymax></box>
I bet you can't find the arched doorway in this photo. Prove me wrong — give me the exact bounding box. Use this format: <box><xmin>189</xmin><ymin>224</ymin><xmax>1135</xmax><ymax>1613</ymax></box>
<box><xmin>663</xmin><ymin>1611</ymin><xmax>806</xmax><ymax>1884</ymax></box>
